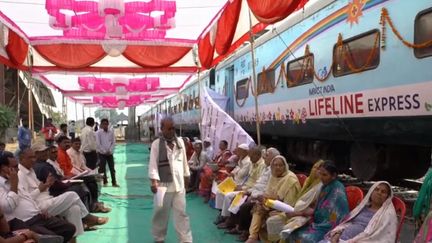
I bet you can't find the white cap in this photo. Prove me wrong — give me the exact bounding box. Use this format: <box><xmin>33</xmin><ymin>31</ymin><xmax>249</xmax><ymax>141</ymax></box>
<box><xmin>238</xmin><ymin>143</ymin><xmax>249</xmax><ymax>150</ymax></box>
<box><xmin>204</xmin><ymin>137</ymin><xmax>211</xmax><ymax>143</ymax></box>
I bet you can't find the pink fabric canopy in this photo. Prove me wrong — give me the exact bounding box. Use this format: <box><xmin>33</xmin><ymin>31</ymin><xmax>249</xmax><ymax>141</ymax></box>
<box><xmin>78</xmin><ymin>77</ymin><xmax>160</xmax><ymax>93</ymax></box>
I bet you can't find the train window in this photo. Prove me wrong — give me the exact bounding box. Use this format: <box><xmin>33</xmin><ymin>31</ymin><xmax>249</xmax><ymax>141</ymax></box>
<box><xmin>183</xmin><ymin>101</ymin><xmax>187</xmax><ymax>111</ymax></box>
<box><xmin>414</xmin><ymin>9</ymin><xmax>432</xmax><ymax>58</ymax></box>
<box><xmin>188</xmin><ymin>95</ymin><xmax>194</xmax><ymax>110</ymax></box>
<box><xmin>333</xmin><ymin>30</ymin><xmax>380</xmax><ymax>77</ymax></box>
<box><xmin>236</xmin><ymin>78</ymin><xmax>249</xmax><ymax>100</ymax></box>
<box><xmin>257</xmin><ymin>69</ymin><xmax>275</xmax><ymax>94</ymax></box>
<box><xmin>286</xmin><ymin>54</ymin><xmax>314</xmax><ymax>87</ymax></box>
<box><xmin>194</xmin><ymin>96</ymin><xmax>200</xmax><ymax>109</ymax></box>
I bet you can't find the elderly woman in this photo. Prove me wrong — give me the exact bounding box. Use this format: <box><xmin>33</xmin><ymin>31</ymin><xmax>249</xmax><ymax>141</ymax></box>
<box><xmin>187</xmin><ymin>140</ymin><xmax>210</xmax><ymax>192</ymax></box>
<box><xmin>320</xmin><ymin>181</ymin><xmax>397</xmax><ymax>243</ymax></box>
<box><xmin>266</xmin><ymin>160</ymin><xmax>324</xmax><ymax>242</ymax></box>
<box><xmin>287</xmin><ymin>160</ymin><xmax>349</xmax><ymax>243</ymax></box>
<box><xmin>198</xmin><ymin>140</ymin><xmax>232</xmax><ymax>201</ymax></box>
<box><xmin>244</xmin><ymin>155</ymin><xmax>301</xmax><ymax>243</ymax></box>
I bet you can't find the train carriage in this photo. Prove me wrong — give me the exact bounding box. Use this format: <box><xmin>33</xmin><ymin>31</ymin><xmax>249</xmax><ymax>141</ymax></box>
<box><xmin>141</xmin><ymin>0</ymin><xmax>432</xmax><ymax>180</ymax></box>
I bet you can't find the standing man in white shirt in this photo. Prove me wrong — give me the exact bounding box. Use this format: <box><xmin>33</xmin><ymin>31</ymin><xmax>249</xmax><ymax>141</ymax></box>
<box><xmin>80</xmin><ymin>117</ymin><xmax>98</xmax><ymax>170</ymax></box>
<box><xmin>148</xmin><ymin>117</ymin><xmax>192</xmax><ymax>243</ymax></box>
<box><xmin>96</xmin><ymin>118</ymin><xmax>118</xmax><ymax>187</ymax></box>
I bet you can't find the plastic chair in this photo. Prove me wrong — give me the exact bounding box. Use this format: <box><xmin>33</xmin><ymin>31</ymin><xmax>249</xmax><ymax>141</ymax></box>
<box><xmin>345</xmin><ymin>186</ymin><xmax>364</xmax><ymax>211</ymax></box>
<box><xmin>392</xmin><ymin>197</ymin><xmax>406</xmax><ymax>242</ymax></box>
<box><xmin>296</xmin><ymin>174</ymin><xmax>307</xmax><ymax>187</ymax></box>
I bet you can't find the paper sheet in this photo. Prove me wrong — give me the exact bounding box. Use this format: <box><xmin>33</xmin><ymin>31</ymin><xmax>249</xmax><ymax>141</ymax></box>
<box><xmin>228</xmin><ymin>192</ymin><xmax>248</xmax><ymax>214</ymax></box>
<box><xmin>71</xmin><ymin>168</ymin><xmax>99</xmax><ymax>179</ymax></box>
<box><xmin>155</xmin><ymin>186</ymin><xmax>167</xmax><ymax>207</ymax></box>
<box><xmin>217</xmin><ymin>177</ymin><xmax>236</xmax><ymax>195</ymax></box>
<box><xmin>265</xmin><ymin>199</ymin><xmax>294</xmax><ymax>213</ymax></box>
<box><xmin>211</xmin><ymin>180</ymin><xmax>218</xmax><ymax>194</ymax></box>
<box><xmin>62</xmin><ymin>179</ymin><xmax>84</xmax><ymax>183</ymax></box>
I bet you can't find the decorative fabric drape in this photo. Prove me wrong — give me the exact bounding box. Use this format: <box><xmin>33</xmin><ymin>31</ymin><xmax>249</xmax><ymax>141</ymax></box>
<box><xmin>247</xmin><ymin>0</ymin><xmax>303</xmax><ymax>24</ymax></box>
<box><xmin>6</xmin><ymin>30</ymin><xmax>29</xmax><ymax>65</ymax></box>
<box><xmin>215</xmin><ymin>0</ymin><xmax>242</xmax><ymax>55</ymax></box>
<box><xmin>198</xmin><ymin>32</ymin><xmax>215</xmax><ymax>69</ymax></box>
<box><xmin>35</xmin><ymin>44</ymin><xmax>106</xmax><ymax>68</ymax></box>
<box><xmin>123</xmin><ymin>45</ymin><xmax>191</xmax><ymax>68</ymax></box>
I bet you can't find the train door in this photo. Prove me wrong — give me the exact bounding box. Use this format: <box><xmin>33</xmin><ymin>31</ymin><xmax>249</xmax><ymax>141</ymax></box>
<box><xmin>225</xmin><ymin>65</ymin><xmax>235</xmax><ymax>117</ymax></box>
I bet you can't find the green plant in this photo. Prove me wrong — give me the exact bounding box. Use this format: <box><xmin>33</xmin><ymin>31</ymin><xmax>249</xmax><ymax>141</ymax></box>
<box><xmin>0</xmin><ymin>105</ymin><xmax>16</xmax><ymax>139</ymax></box>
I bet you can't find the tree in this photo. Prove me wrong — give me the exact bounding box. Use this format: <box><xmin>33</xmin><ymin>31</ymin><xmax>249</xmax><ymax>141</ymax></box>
<box><xmin>95</xmin><ymin>108</ymin><xmax>119</xmax><ymax>124</ymax></box>
<box><xmin>48</xmin><ymin>110</ymin><xmax>66</xmax><ymax>126</ymax></box>
<box><xmin>0</xmin><ymin>105</ymin><xmax>16</xmax><ymax>140</ymax></box>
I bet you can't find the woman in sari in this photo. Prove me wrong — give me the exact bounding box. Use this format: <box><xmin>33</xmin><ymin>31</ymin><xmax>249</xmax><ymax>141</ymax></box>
<box><xmin>414</xmin><ymin>169</ymin><xmax>432</xmax><ymax>242</ymax></box>
<box><xmin>244</xmin><ymin>155</ymin><xmax>301</xmax><ymax>243</ymax></box>
<box><xmin>187</xmin><ymin>140</ymin><xmax>210</xmax><ymax>192</ymax></box>
<box><xmin>287</xmin><ymin>160</ymin><xmax>349</xmax><ymax>243</ymax></box>
<box><xmin>198</xmin><ymin>140</ymin><xmax>232</xmax><ymax>201</ymax></box>
<box><xmin>266</xmin><ymin>160</ymin><xmax>324</xmax><ymax>242</ymax></box>
<box><xmin>321</xmin><ymin>181</ymin><xmax>397</xmax><ymax>243</ymax></box>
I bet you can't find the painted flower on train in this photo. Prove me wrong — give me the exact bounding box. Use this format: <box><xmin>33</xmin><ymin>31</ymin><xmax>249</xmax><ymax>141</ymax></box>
<box><xmin>346</xmin><ymin>0</ymin><xmax>367</xmax><ymax>26</ymax></box>
<box><xmin>301</xmin><ymin>108</ymin><xmax>308</xmax><ymax>124</ymax></box>
<box><xmin>289</xmin><ymin>109</ymin><xmax>295</xmax><ymax>120</ymax></box>
<box><xmin>294</xmin><ymin>110</ymin><xmax>301</xmax><ymax>124</ymax></box>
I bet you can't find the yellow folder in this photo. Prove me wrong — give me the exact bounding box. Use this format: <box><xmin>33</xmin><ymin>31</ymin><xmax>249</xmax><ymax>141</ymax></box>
<box><xmin>217</xmin><ymin>177</ymin><xmax>236</xmax><ymax>195</ymax></box>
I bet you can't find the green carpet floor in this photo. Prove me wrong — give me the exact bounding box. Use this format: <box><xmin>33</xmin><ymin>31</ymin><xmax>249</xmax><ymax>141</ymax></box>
<box><xmin>79</xmin><ymin>143</ymin><xmax>239</xmax><ymax>243</ymax></box>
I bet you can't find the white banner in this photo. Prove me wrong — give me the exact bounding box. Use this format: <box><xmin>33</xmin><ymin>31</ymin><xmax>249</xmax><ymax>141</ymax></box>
<box><xmin>200</xmin><ymin>87</ymin><xmax>255</xmax><ymax>152</ymax></box>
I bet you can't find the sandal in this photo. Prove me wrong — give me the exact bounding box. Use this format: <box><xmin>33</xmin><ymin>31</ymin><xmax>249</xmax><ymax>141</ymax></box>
<box><xmin>83</xmin><ymin>224</ymin><xmax>98</xmax><ymax>231</ymax></box>
<box><xmin>85</xmin><ymin>216</ymin><xmax>109</xmax><ymax>227</ymax></box>
<box><xmin>96</xmin><ymin>217</ymin><xmax>109</xmax><ymax>225</ymax></box>
<box><xmin>94</xmin><ymin>204</ymin><xmax>111</xmax><ymax>213</ymax></box>
<box><xmin>225</xmin><ymin>227</ymin><xmax>241</xmax><ymax>235</ymax></box>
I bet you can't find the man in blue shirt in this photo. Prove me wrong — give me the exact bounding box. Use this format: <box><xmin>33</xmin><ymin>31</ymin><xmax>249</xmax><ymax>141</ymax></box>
<box><xmin>17</xmin><ymin>121</ymin><xmax>31</xmax><ymax>151</ymax></box>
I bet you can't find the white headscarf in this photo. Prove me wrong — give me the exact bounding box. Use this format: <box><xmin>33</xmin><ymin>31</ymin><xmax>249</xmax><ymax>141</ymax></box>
<box><xmin>328</xmin><ymin>181</ymin><xmax>398</xmax><ymax>243</ymax></box>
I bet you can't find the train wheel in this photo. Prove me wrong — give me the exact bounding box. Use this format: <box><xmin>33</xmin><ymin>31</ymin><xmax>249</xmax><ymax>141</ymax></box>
<box><xmin>384</xmin><ymin>145</ymin><xmax>431</xmax><ymax>179</ymax></box>
<box><xmin>350</xmin><ymin>143</ymin><xmax>385</xmax><ymax>181</ymax></box>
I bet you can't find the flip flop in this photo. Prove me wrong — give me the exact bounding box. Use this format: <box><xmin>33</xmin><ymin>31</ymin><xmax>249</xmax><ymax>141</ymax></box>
<box><xmin>96</xmin><ymin>217</ymin><xmax>109</xmax><ymax>225</ymax></box>
<box><xmin>83</xmin><ymin>224</ymin><xmax>98</xmax><ymax>231</ymax></box>
<box><xmin>93</xmin><ymin>204</ymin><xmax>111</xmax><ymax>213</ymax></box>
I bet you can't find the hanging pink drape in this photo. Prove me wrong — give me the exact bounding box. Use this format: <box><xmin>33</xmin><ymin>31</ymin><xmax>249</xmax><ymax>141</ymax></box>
<box><xmin>215</xmin><ymin>0</ymin><xmax>242</xmax><ymax>55</ymax></box>
<box><xmin>247</xmin><ymin>0</ymin><xmax>303</xmax><ymax>24</ymax></box>
<box><xmin>78</xmin><ymin>76</ymin><xmax>160</xmax><ymax>92</ymax></box>
<box><xmin>35</xmin><ymin>44</ymin><xmax>106</xmax><ymax>68</ymax></box>
<box><xmin>123</xmin><ymin>45</ymin><xmax>191</xmax><ymax>68</ymax></box>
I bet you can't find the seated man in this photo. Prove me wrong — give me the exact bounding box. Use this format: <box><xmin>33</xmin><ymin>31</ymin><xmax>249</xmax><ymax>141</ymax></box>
<box><xmin>32</xmin><ymin>144</ymin><xmax>92</xmax><ymax>211</ymax></box>
<box><xmin>217</xmin><ymin>146</ymin><xmax>265</xmax><ymax>229</ymax></box>
<box><xmin>0</xmin><ymin>151</ymin><xmax>76</xmax><ymax>243</ymax></box>
<box><xmin>0</xmin><ymin>207</ymin><xmax>63</xmax><ymax>243</ymax></box>
<box><xmin>18</xmin><ymin>147</ymin><xmax>108</xmax><ymax>241</ymax></box>
<box><xmin>66</xmin><ymin>138</ymin><xmax>90</xmax><ymax>175</ymax></box>
<box><xmin>58</xmin><ymin>137</ymin><xmax>109</xmax><ymax>213</ymax></box>
<box><xmin>229</xmin><ymin>148</ymin><xmax>280</xmax><ymax>241</ymax></box>
<box><xmin>214</xmin><ymin>144</ymin><xmax>252</xmax><ymax>219</ymax></box>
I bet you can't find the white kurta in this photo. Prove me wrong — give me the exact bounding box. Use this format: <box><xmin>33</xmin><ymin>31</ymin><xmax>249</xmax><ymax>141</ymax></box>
<box><xmin>18</xmin><ymin>164</ymin><xmax>88</xmax><ymax>236</ymax></box>
<box><xmin>148</xmin><ymin>138</ymin><xmax>192</xmax><ymax>242</ymax></box>
<box><xmin>215</xmin><ymin>156</ymin><xmax>252</xmax><ymax>209</ymax></box>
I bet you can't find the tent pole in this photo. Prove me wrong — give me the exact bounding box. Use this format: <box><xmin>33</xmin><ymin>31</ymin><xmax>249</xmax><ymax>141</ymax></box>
<box><xmin>75</xmin><ymin>101</ymin><xmax>78</xmax><ymax>122</ymax></box>
<box><xmin>248</xmin><ymin>10</ymin><xmax>261</xmax><ymax>146</ymax></box>
<box><xmin>197</xmin><ymin>70</ymin><xmax>202</xmax><ymax>139</ymax></box>
<box><xmin>82</xmin><ymin>105</ymin><xmax>85</xmax><ymax>127</ymax></box>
